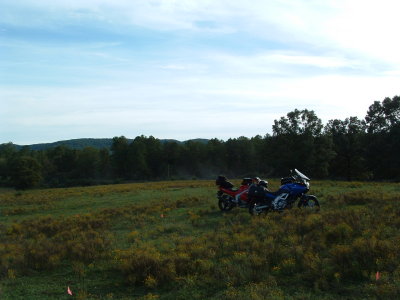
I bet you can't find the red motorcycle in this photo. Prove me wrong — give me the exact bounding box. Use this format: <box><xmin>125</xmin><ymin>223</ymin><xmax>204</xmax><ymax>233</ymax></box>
<box><xmin>216</xmin><ymin>176</ymin><xmax>253</xmax><ymax>211</ymax></box>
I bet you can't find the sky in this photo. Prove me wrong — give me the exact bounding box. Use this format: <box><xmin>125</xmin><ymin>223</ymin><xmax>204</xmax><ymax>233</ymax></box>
<box><xmin>1</xmin><ymin>0</ymin><xmax>400</xmax><ymax>145</ymax></box>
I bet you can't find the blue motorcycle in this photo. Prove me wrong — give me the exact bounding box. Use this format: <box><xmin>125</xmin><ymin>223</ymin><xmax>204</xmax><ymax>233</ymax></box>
<box><xmin>249</xmin><ymin>169</ymin><xmax>319</xmax><ymax>215</ymax></box>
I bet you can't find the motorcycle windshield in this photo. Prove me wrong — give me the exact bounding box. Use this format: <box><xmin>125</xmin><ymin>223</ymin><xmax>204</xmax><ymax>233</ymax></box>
<box><xmin>294</xmin><ymin>169</ymin><xmax>310</xmax><ymax>181</ymax></box>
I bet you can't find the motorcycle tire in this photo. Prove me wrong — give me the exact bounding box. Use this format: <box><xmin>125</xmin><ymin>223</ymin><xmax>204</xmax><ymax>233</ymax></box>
<box><xmin>248</xmin><ymin>202</ymin><xmax>269</xmax><ymax>216</ymax></box>
<box><xmin>298</xmin><ymin>195</ymin><xmax>320</xmax><ymax>210</ymax></box>
<box><xmin>218</xmin><ymin>194</ymin><xmax>235</xmax><ymax>211</ymax></box>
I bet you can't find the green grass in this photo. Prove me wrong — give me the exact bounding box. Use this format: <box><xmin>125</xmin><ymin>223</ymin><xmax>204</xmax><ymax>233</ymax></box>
<box><xmin>1</xmin><ymin>180</ymin><xmax>400</xmax><ymax>299</ymax></box>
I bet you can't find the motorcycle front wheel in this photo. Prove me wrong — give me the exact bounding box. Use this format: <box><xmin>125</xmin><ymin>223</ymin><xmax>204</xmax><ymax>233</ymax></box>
<box><xmin>218</xmin><ymin>194</ymin><xmax>235</xmax><ymax>211</ymax></box>
<box><xmin>298</xmin><ymin>195</ymin><xmax>320</xmax><ymax>210</ymax></box>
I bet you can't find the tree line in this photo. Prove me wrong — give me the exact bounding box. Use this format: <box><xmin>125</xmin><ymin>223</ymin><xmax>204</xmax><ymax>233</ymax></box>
<box><xmin>1</xmin><ymin>96</ymin><xmax>399</xmax><ymax>189</ymax></box>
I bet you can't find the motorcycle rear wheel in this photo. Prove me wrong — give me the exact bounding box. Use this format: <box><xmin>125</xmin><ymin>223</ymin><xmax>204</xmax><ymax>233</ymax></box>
<box><xmin>298</xmin><ymin>195</ymin><xmax>320</xmax><ymax>210</ymax></box>
<box><xmin>218</xmin><ymin>194</ymin><xmax>235</xmax><ymax>211</ymax></box>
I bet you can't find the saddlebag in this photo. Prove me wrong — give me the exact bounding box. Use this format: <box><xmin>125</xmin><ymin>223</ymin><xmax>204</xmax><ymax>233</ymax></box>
<box><xmin>241</xmin><ymin>178</ymin><xmax>252</xmax><ymax>185</ymax></box>
<box><xmin>216</xmin><ymin>176</ymin><xmax>234</xmax><ymax>189</ymax></box>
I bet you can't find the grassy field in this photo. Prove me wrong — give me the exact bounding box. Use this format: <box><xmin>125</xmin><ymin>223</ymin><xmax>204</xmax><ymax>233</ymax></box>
<box><xmin>0</xmin><ymin>179</ymin><xmax>399</xmax><ymax>299</ymax></box>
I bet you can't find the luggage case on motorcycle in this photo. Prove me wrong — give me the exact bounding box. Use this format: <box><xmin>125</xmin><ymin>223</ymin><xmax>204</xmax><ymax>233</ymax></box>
<box><xmin>216</xmin><ymin>175</ymin><xmax>234</xmax><ymax>189</ymax></box>
<box><xmin>248</xmin><ymin>185</ymin><xmax>267</xmax><ymax>202</ymax></box>
<box><xmin>241</xmin><ymin>178</ymin><xmax>252</xmax><ymax>185</ymax></box>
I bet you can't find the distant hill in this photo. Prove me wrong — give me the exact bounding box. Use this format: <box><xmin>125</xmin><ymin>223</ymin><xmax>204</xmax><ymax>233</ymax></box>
<box><xmin>7</xmin><ymin>138</ymin><xmax>210</xmax><ymax>151</ymax></box>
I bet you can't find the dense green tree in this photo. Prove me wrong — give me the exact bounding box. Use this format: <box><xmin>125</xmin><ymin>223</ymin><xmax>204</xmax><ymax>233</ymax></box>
<box><xmin>45</xmin><ymin>146</ymin><xmax>78</xmax><ymax>185</ymax></box>
<box><xmin>310</xmin><ymin>135</ymin><xmax>335</xmax><ymax>178</ymax></box>
<box><xmin>225</xmin><ymin>137</ymin><xmax>256</xmax><ymax>177</ymax></box>
<box><xmin>128</xmin><ymin>137</ymin><xmax>150</xmax><ymax>179</ymax></box>
<box><xmin>75</xmin><ymin>147</ymin><xmax>100</xmax><ymax>179</ymax></box>
<box><xmin>10</xmin><ymin>156</ymin><xmax>42</xmax><ymax>189</ymax></box>
<box><xmin>255</xmin><ymin>134</ymin><xmax>275</xmax><ymax>176</ymax></box>
<box><xmin>141</xmin><ymin>136</ymin><xmax>163</xmax><ymax>178</ymax></box>
<box><xmin>47</xmin><ymin>146</ymin><xmax>78</xmax><ymax>174</ymax></box>
<box><xmin>110</xmin><ymin>136</ymin><xmax>130</xmax><ymax>179</ymax></box>
<box><xmin>271</xmin><ymin>109</ymin><xmax>333</xmax><ymax>177</ymax></box>
<box><xmin>325</xmin><ymin>117</ymin><xmax>367</xmax><ymax>180</ymax></box>
<box><xmin>0</xmin><ymin>143</ymin><xmax>17</xmax><ymax>185</ymax></box>
<box><xmin>206</xmin><ymin>138</ymin><xmax>227</xmax><ymax>176</ymax></box>
<box><xmin>385</xmin><ymin>123</ymin><xmax>400</xmax><ymax>179</ymax></box>
<box><xmin>273</xmin><ymin>109</ymin><xmax>323</xmax><ymax>136</ymax></box>
<box><xmin>98</xmin><ymin>148</ymin><xmax>111</xmax><ymax>178</ymax></box>
<box><xmin>364</xmin><ymin>96</ymin><xmax>400</xmax><ymax>179</ymax></box>
<box><xmin>162</xmin><ymin>141</ymin><xmax>181</xmax><ymax>179</ymax></box>
<box><xmin>0</xmin><ymin>157</ymin><xmax>8</xmax><ymax>185</ymax></box>
<box><xmin>250</xmin><ymin>135</ymin><xmax>270</xmax><ymax>175</ymax></box>
<box><xmin>0</xmin><ymin>143</ymin><xmax>17</xmax><ymax>158</ymax></box>
<box><xmin>365</xmin><ymin>96</ymin><xmax>400</xmax><ymax>133</ymax></box>
<box><xmin>365</xmin><ymin>126</ymin><xmax>400</xmax><ymax>180</ymax></box>
<box><xmin>179</xmin><ymin>140</ymin><xmax>207</xmax><ymax>178</ymax></box>
<box><xmin>3</xmin><ymin>97</ymin><xmax>400</xmax><ymax>188</ymax></box>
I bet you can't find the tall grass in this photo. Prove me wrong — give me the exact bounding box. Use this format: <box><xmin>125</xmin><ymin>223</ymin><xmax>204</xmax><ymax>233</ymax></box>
<box><xmin>0</xmin><ymin>180</ymin><xmax>399</xmax><ymax>299</ymax></box>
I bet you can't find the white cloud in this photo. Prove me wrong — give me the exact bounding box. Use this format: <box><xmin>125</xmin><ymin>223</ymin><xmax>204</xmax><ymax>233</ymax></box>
<box><xmin>2</xmin><ymin>69</ymin><xmax>397</xmax><ymax>144</ymax></box>
<box><xmin>2</xmin><ymin>0</ymin><xmax>400</xmax><ymax>143</ymax></box>
<box><xmin>209</xmin><ymin>51</ymin><xmax>367</xmax><ymax>76</ymax></box>
<box><xmin>3</xmin><ymin>0</ymin><xmax>400</xmax><ymax>64</ymax></box>
<box><xmin>324</xmin><ymin>0</ymin><xmax>400</xmax><ymax>64</ymax></box>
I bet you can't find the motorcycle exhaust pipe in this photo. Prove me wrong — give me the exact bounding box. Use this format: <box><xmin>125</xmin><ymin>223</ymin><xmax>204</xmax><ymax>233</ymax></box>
<box><xmin>256</xmin><ymin>205</ymin><xmax>269</xmax><ymax>209</ymax></box>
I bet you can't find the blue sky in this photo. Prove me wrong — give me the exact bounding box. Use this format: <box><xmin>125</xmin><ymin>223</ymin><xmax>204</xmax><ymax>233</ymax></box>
<box><xmin>1</xmin><ymin>0</ymin><xmax>400</xmax><ymax>144</ymax></box>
